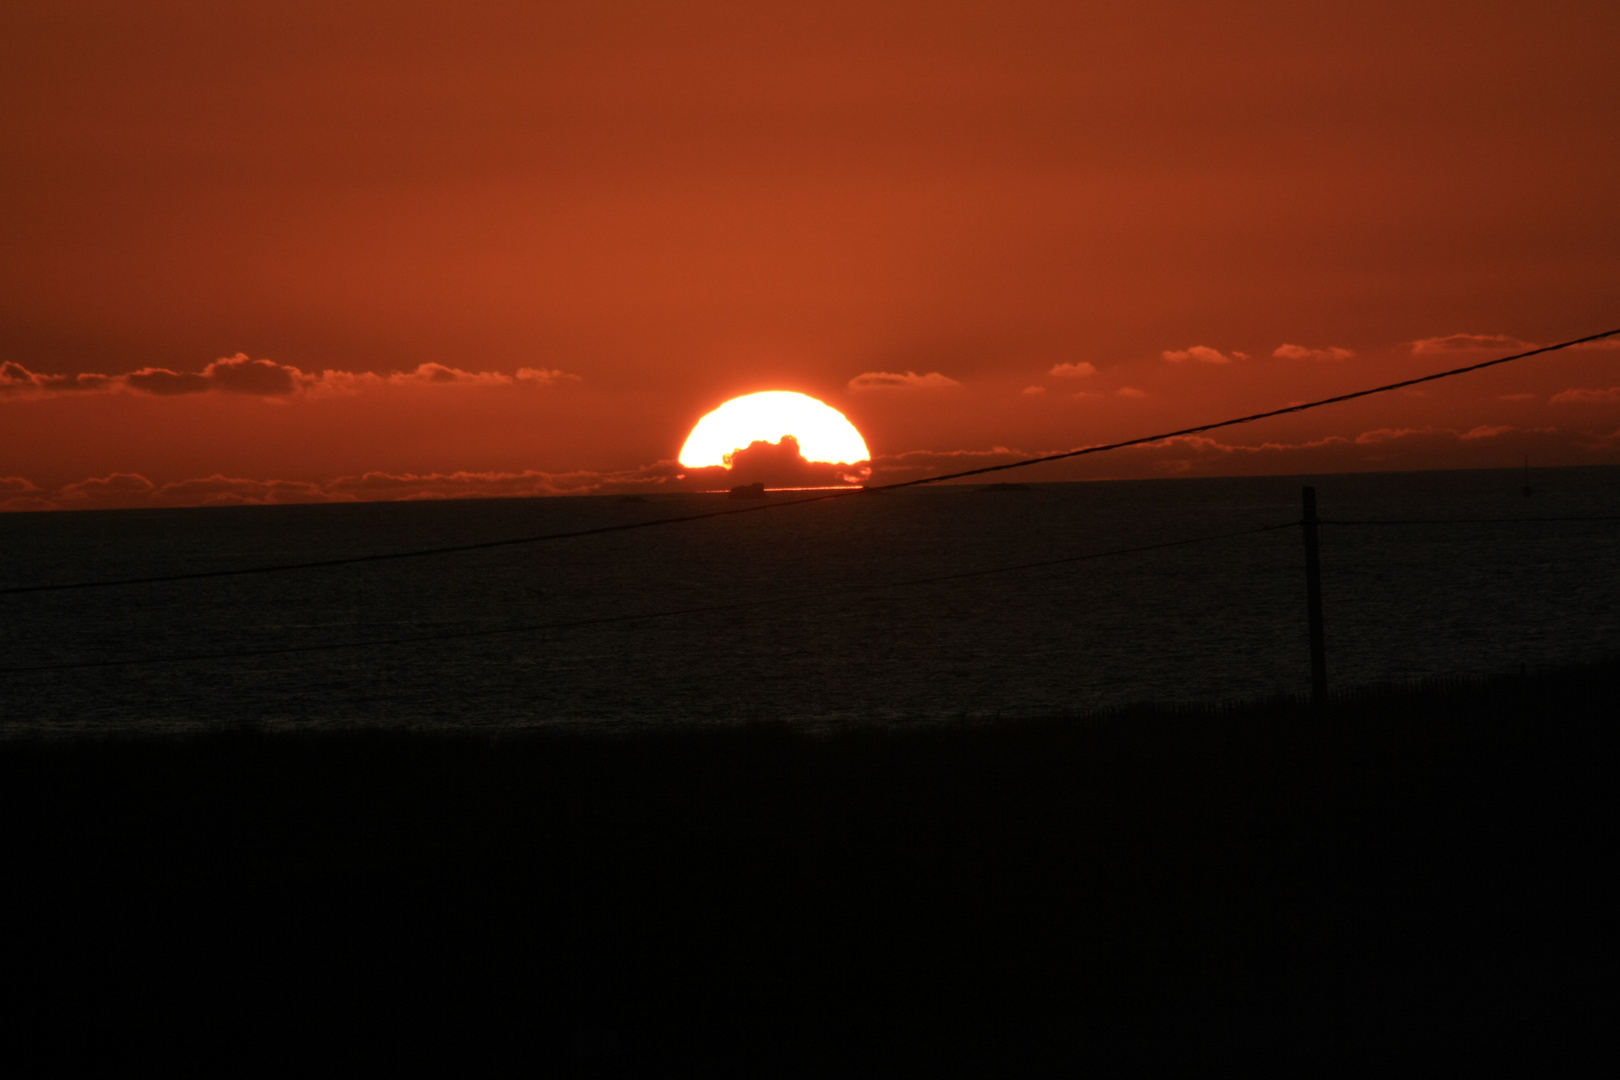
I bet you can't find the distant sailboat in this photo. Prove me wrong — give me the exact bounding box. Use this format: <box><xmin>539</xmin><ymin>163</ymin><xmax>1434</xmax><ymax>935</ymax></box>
<box><xmin>1522</xmin><ymin>455</ymin><xmax>1532</xmax><ymax>498</ymax></box>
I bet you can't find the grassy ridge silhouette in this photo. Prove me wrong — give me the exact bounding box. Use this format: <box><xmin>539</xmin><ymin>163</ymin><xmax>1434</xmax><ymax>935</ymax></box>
<box><xmin>3</xmin><ymin>661</ymin><xmax>1614</xmax><ymax>1072</ymax></box>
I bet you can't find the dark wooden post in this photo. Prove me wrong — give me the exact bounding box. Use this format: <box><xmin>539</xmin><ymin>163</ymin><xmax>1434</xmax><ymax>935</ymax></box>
<box><xmin>1303</xmin><ymin>486</ymin><xmax>1327</xmax><ymax>707</ymax></box>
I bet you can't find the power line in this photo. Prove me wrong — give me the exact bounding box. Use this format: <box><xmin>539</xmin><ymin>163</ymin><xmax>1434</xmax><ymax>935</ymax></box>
<box><xmin>0</xmin><ymin>522</ymin><xmax>1296</xmax><ymax>673</ymax></box>
<box><xmin>3</xmin><ymin>326</ymin><xmax>1615</xmax><ymax>598</ymax></box>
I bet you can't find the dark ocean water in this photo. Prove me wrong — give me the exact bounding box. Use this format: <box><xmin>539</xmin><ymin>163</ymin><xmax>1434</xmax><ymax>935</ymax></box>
<box><xmin>2</xmin><ymin>466</ymin><xmax>1617</xmax><ymax>736</ymax></box>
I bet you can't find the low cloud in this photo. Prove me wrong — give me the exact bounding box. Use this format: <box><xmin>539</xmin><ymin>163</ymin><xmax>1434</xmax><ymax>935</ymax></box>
<box><xmin>325</xmin><ymin>468</ymin><xmax>641</xmax><ymax>502</ymax></box>
<box><xmin>312</xmin><ymin>460</ymin><xmax>687</xmax><ymax>502</ymax></box>
<box><xmin>1048</xmin><ymin>362</ymin><xmax>1096</xmax><ymax>378</ymax></box>
<box><xmin>0</xmin><ymin>476</ymin><xmax>50</xmax><ymax>511</ymax></box>
<box><xmin>1409</xmin><ymin>333</ymin><xmax>1539</xmax><ymax>355</ymax></box>
<box><xmin>369</xmin><ymin>363</ymin><xmax>570</xmax><ymax>389</ymax></box>
<box><xmin>1461</xmin><ymin>424</ymin><xmax>1513</xmax><ymax>440</ymax></box>
<box><xmin>1354</xmin><ymin>424</ymin><xmax>1515</xmax><ymax>445</ymax></box>
<box><xmin>1354</xmin><ymin>427</ymin><xmax>1427</xmax><ymax>445</ymax></box>
<box><xmin>55</xmin><ymin>472</ymin><xmax>159</xmax><ymax>509</ymax></box>
<box><xmin>1137</xmin><ymin>433</ymin><xmax>1351</xmax><ymax>463</ymax></box>
<box><xmin>847</xmin><ymin>370</ymin><xmax>961</xmax><ymax>391</ymax></box>
<box><xmin>124</xmin><ymin>369</ymin><xmax>213</xmax><ymax>395</ymax></box>
<box><xmin>7</xmin><ymin>460</ymin><xmax>692</xmax><ymax>513</ymax></box>
<box><xmin>1273</xmin><ymin>344</ymin><xmax>1354</xmax><ymax>361</ymax></box>
<box><xmin>1115</xmin><ymin>423</ymin><xmax>1542</xmax><ymax>477</ymax></box>
<box><xmin>1116</xmin><ymin>387</ymin><xmax>1147</xmax><ymax>398</ymax></box>
<box><xmin>1162</xmin><ymin>346</ymin><xmax>1245</xmax><ymax>364</ymax></box>
<box><xmin>0</xmin><ymin>355</ymin><xmax>577</xmax><ymax>401</ymax></box>
<box><xmin>151</xmin><ymin>475</ymin><xmax>333</xmax><ymax>506</ymax></box>
<box><xmin>1021</xmin><ymin>386</ymin><xmax>1046</xmax><ymax>395</ymax></box>
<box><xmin>125</xmin><ymin>354</ymin><xmax>301</xmax><ymax>396</ymax></box>
<box><xmin>1551</xmin><ymin>386</ymin><xmax>1620</xmax><ymax>404</ymax></box>
<box><xmin>682</xmin><ymin>436</ymin><xmax>869</xmax><ymax>489</ymax></box>
<box><xmin>45</xmin><ymin>471</ymin><xmax>333</xmax><ymax>511</ymax></box>
<box><xmin>4</xmin><ymin>418</ymin><xmax>1609</xmax><ymax>514</ymax></box>
<box><xmin>1</xmin><ymin>362</ymin><xmax>116</xmax><ymax>397</ymax></box>
<box><xmin>867</xmin><ymin>426</ymin><xmax>1530</xmax><ymax>484</ymax></box>
<box><xmin>1411</xmin><ymin>332</ymin><xmax>1620</xmax><ymax>356</ymax></box>
<box><xmin>870</xmin><ymin>446</ymin><xmax>1027</xmax><ymax>480</ymax></box>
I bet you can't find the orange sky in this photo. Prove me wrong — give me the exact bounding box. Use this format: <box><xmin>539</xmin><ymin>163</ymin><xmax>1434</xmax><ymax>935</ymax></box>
<box><xmin>3</xmin><ymin>1</ymin><xmax>1618</xmax><ymax>511</ymax></box>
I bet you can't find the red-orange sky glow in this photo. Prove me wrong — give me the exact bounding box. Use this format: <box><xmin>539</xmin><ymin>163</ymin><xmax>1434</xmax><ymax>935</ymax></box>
<box><xmin>3</xmin><ymin>1</ymin><xmax>1618</xmax><ymax>511</ymax></box>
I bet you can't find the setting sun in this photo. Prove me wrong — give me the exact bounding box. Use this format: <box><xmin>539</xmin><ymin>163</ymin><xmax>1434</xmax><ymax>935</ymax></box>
<box><xmin>678</xmin><ymin>391</ymin><xmax>870</xmax><ymax>469</ymax></box>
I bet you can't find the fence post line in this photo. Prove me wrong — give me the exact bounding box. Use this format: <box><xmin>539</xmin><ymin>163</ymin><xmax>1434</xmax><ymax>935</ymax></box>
<box><xmin>1303</xmin><ymin>485</ymin><xmax>1328</xmax><ymax>707</ymax></box>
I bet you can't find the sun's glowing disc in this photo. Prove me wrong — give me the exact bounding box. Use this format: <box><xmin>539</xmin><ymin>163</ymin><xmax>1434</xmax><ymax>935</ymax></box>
<box><xmin>679</xmin><ymin>391</ymin><xmax>870</xmax><ymax>468</ymax></box>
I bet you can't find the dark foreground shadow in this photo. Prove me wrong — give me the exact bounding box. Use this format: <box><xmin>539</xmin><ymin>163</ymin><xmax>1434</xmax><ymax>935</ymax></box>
<box><xmin>3</xmin><ymin>661</ymin><xmax>1615</xmax><ymax>1075</ymax></box>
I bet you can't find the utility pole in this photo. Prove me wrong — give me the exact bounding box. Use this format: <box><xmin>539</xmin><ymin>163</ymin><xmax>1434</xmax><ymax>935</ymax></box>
<box><xmin>1303</xmin><ymin>486</ymin><xmax>1327</xmax><ymax>707</ymax></box>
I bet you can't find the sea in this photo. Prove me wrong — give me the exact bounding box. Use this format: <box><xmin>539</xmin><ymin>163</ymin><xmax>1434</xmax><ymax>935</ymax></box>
<box><xmin>2</xmin><ymin>466</ymin><xmax>1617</xmax><ymax>737</ymax></box>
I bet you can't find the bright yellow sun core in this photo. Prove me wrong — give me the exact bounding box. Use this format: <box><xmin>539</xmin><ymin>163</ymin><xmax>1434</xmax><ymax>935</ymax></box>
<box><xmin>678</xmin><ymin>391</ymin><xmax>870</xmax><ymax>468</ymax></box>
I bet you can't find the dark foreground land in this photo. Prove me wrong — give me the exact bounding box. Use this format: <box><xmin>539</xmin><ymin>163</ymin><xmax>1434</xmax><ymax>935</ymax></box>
<box><xmin>4</xmin><ymin>665</ymin><xmax>1615</xmax><ymax>1074</ymax></box>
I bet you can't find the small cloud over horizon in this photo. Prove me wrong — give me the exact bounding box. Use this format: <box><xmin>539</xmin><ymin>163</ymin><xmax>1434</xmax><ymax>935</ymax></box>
<box><xmin>1162</xmin><ymin>345</ymin><xmax>1246</xmax><ymax>364</ymax></box>
<box><xmin>1273</xmin><ymin>344</ymin><xmax>1354</xmax><ymax>361</ymax></box>
<box><xmin>0</xmin><ymin>355</ymin><xmax>577</xmax><ymax>401</ymax></box>
<box><xmin>1409</xmin><ymin>333</ymin><xmax>1539</xmax><ymax>355</ymax></box>
<box><xmin>1551</xmin><ymin>386</ymin><xmax>1620</xmax><ymax>403</ymax></box>
<box><xmin>1461</xmin><ymin>424</ymin><xmax>1514</xmax><ymax>440</ymax></box>
<box><xmin>1048</xmin><ymin>362</ymin><xmax>1096</xmax><ymax>378</ymax></box>
<box><xmin>847</xmin><ymin>370</ymin><xmax>961</xmax><ymax>391</ymax></box>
